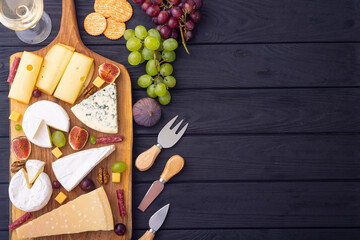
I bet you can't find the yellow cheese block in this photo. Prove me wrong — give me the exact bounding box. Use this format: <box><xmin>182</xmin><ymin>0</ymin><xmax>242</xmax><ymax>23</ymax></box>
<box><xmin>55</xmin><ymin>192</ymin><xmax>68</xmax><ymax>204</ymax></box>
<box><xmin>8</xmin><ymin>51</ymin><xmax>43</xmax><ymax>104</ymax></box>
<box><xmin>16</xmin><ymin>187</ymin><xmax>114</xmax><ymax>239</ymax></box>
<box><xmin>36</xmin><ymin>44</ymin><xmax>75</xmax><ymax>95</ymax></box>
<box><xmin>58</xmin><ymin>43</ymin><xmax>76</xmax><ymax>52</ymax></box>
<box><xmin>51</xmin><ymin>147</ymin><xmax>63</xmax><ymax>158</ymax></box>
<box><xmin>9</xmin><ymin>111</ymin><xmax>21</xmax><ymax>122</ymax></box>
<box><xmin>53</xmin><ymin>52</ymin><xmax>94</xmax><ymax>104</ymax></box>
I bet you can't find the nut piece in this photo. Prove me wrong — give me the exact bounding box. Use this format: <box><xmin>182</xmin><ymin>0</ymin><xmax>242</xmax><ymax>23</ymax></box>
<box><xmin>97</xmin><ymin>167</ymin><xmax>109</xmax><ymax>184</ymax></box>
<box><xmin>83</xmin><ymin>86</ymin><xmax>97</xmax><ymax>99</ymax></box>
<box><xmin>10</xmin><ymin>160</ymin><xmax>26</xmax><ymax>173</ymax></box>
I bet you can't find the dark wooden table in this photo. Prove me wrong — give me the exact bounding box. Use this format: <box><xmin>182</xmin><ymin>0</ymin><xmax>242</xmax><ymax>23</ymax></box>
<box><xmin>1</xmin><ymin>0</ymin><xmax>360</xmax><ymax>239</ymax></box>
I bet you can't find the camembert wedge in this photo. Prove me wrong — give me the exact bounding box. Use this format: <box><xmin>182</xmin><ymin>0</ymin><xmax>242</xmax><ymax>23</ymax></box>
<box><xmin>16</xmin><ymin>187</ymin><xmax>114</xmax><ymax>239</ymax></box>
<box><xmin>52</xmin><ymin>145</ymin><xmax>115</xmax><ymax>191</ymax></box>
<box><xmin>71</xmin><ymin>83</ymin><xmax>118</xmax><ymax>134</ymax></box>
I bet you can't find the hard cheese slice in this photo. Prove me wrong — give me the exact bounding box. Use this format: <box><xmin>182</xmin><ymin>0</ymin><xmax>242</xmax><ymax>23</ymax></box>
<box><xmin>36</xmin><ymin>44</ymin><xmax>75</xmax><ymax>95</ymax></box>
<box><xmin>52</xmin><ymin>145</ymin><xmax>115</xmax><ymax>191</ymax></box>
<box><xmin>71</xmin><ymin>83</ymin><xmax>118</xmax><ymax>134</ymax></box>
<box><xmin>16</xmin><ymin>187</ymin><xmax>114</xmax><ymax>239</ymax></box>
<box><xmin>53</xmin><ymin>52</ymin><xmax>94</xmax><ymax>104</ymax></box>
<box><xmin>8</xmin><ymin>51</ymin><xmax>43</xmax><ymax>104</ymax></box>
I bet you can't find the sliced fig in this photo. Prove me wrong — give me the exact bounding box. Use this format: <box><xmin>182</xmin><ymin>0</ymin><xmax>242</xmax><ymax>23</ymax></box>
<box><xmin>98</xmin><ymin>63</ymin><xmax>120</xmax><ymax>83</ymax></box>
<box><xmin>11</xmin><ymin>136</ymin><xmax>31</xmax><ymax>160</ymax></box>
<box><xmin>69</xmin><ymin>126</ymin><xmax>89</xmax><ymax>150</ymax></box>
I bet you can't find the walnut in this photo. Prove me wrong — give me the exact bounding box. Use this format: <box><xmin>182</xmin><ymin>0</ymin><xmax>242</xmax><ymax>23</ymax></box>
<box><xmin>97</xmin><ymin>167</ymin><xmax>109</xmax><ymax>184</ymax></box>
<box><xmin>83</xmin><ymin>86</ymin><xmax>97</xmax><ymax>99</ymax></box>
<box><xmin>11</xmin><ymin>160</ymin><xmax>26</xmax><ymax>173</ymax></box>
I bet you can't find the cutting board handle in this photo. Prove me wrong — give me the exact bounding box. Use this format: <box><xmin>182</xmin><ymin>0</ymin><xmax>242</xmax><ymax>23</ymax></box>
<box><xmin>52</xmin><ymin>0</ymin><xmax>85</xmax><ymax>48</ymax></box>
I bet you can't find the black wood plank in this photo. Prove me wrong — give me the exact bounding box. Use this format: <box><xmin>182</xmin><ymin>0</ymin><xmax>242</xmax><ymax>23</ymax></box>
<box><xmin>132</xmin><ymin>229</ymin><xmax>360</xmax><ymax>240</ymax></box>
<box><xmin>1</xmin><ymin>0</ymin><xmax>360</xmax><ymax>47</ymax></box>
<box><xmin>132</xmin><ymin>134</ymin><xmax>360</xmax><ymax>183</ymax></box>
<box><xmin>0</xmin><ymin>185</ymin><xmax>9</xmax><ymax>231</ymax></box>
<box><xmin>132</xmin><ymin>182</ymin><xmax>360</xmax><ymax>229</ymax></box>
<box><xmin>1</xmin><ymin>88</ymin><xmax>360</xmax><ymax>136</ymax></box>
<box><xmin>2</xmin><ymin>43</ymin><xmax>360</xmax><ymax>91</ymax></box>
<box><xmin>2</xmin><ymin>134</ymin><xmax>360</xmax><ymax>184</ymax></box>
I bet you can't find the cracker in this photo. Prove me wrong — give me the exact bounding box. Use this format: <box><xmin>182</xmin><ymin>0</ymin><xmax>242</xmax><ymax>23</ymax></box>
<box><xmin>84</xmin><ymin>12</ymin><xmax>107</xmax><ymax>36</ymax></box>
<box><xmin>94</xmin><ymin>0</ymin><xmax>114</xmax><ymax>18</ymax></box>
<box><xmin>109</xmin><ymin>0</ymin><xmax>133</xmax><ymax>23</ymax></box>
<box><xmin>104</xmin><ymin>17</ymin><xmax>126</xmax><ymax>40</ymax></box>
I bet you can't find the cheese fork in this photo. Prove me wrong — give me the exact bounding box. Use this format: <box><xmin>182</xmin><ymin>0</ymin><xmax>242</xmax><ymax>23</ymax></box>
<box><xmin>135</xmin><ymin>115</ymin><xmax>188</xmax><ymax>171</ymax></box>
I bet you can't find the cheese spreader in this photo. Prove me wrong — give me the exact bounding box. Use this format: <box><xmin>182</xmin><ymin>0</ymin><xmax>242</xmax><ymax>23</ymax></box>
<box><xmin>139</xmin><ymin>204</ymin><xmax>170</xmax><ymax>240</ymax></box>
<box><xmin>138</xmin><ymin>155</ymin><xmax>185</xmax><ymax>212</ymax></box>
<box><xmin>135</xmin><ymin>115</ymin><xmax>188</xmax><ymax>171</ymax></box>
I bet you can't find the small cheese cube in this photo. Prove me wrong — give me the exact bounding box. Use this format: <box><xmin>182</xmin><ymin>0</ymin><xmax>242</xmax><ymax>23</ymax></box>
<box><xmin>51</xmin><ymin>147</ymin><xmax>63</xmax><ymax>158</ymax></box>
<box><xmin>9</xmin><ymin>111</ymin><xmax>21</xmax><ymax>122</ymax></box>
<box><xmin>93</xmin><ymin>76</ymin><xmax>105</xmax><ymax>88</ymax></box>
<box><xmin>55</xmin><ymin>192</ymin><xmax>67</xmax><ymax>204</ymax></box>
<box><xmin>112</xmin><ymin>172</ymin><xmax>121</xmax><ymax>182</ymax></box>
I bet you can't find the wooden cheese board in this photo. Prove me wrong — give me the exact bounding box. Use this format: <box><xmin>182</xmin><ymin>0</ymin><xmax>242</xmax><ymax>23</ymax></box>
<box><xmin>8</xmin><ymin>0</ymin><xmax>133</xmax><ymax>239</ymax></box>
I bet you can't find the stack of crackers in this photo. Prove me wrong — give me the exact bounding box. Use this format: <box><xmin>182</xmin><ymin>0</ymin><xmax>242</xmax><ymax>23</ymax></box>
<box><xmin>84</xmin><ymin>0</ymin><xmax>133</xmax><ymax>40</ymax></box>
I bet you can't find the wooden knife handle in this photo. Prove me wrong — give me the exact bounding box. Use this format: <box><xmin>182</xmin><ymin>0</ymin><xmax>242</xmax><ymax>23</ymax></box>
<box><xmin>138</xmin><ymin>230</ymin><xmax>155</xmax><ymax>240</ymax></box>
<box><xmin>160</xmin><ymin>155</ymin><xmax>185</xmax><ymax>182</ymax></box>
<box><xmin>135</xmin><ymin>145</ymin><xmax>162</xmax><ymax>171</ymax></box>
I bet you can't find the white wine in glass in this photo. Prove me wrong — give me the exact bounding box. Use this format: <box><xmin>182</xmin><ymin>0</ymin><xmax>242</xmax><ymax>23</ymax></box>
<box><xmin>0</xmin><ymin>0</ymin><xmax>52</xmax><ymax>44</ymax></box>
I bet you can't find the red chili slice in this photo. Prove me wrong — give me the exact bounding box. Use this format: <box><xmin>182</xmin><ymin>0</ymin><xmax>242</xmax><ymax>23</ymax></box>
<box><xmin>96</xmin><ymin>136</ymin><xmax>123</xmax><ymax>144</ymax></box>
<box><xmin>116</xmin><ymin>189</ymin><xmax>126</xmax><ymax>217</ymax></box>
<box><xmin>7</xmin><ymin>56</ymin><xmax>21</xmax><ymax>83</ymax></box>
<box><xmin>9</xmin><ymin>212</ymin><xmax>32</xmax><ymax>230</ymax></box>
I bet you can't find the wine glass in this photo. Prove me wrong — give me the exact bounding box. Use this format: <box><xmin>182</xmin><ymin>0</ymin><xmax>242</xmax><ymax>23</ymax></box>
<box><xmin>0</xmin><ymin>0</ymin><xmax>52</xmax><ymax>44</ymax></box>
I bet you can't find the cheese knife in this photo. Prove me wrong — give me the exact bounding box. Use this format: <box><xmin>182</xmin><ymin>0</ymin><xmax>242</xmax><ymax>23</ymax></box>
<box><xmin>138</xmin><ymin>155</ymin><xmax>184</xmax><ymax>212</ymax></box>
<box><xmin>135</xmin><ymin>115</ymin><xmax>188</xmax><ymax>171</ymax></box>
<box><xmin>139</xmin><ymin>204</ymin><xmax>170</xmax><ymax>240</ymax></box>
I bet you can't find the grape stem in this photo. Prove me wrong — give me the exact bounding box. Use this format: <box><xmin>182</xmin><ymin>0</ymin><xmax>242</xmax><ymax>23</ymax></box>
<box><xmin>178</xmin><ymin>20</ymin><xmax>190</xmax><ymax>55</ymax></box>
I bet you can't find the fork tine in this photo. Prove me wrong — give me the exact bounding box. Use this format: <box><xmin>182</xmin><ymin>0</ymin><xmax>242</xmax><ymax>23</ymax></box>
<box><xmin>161</xmin><ymin>115</ymin><xmax>178</xmax><ymax>131</ymax></box>
<box><xmin>177</xmin><ymin>123</ymin><xmax>189</xmax><ymax>137</ymax></box>
<box><xmin>172</xmin><ymin>119</ymin><xmax>184</xmax><ymax>132</ymax></box>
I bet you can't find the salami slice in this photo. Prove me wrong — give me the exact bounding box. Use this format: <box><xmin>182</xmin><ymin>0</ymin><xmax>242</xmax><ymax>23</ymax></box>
<box><xmin>96</xmin><ymin>136</ymin><xmax>123</xmax><ymax>144</ymax></box>
<box><xmin>7</xmin><ymin>56</ymin><xmax>21</xmax><ymax>83</ymax></box>
<box><xmin>9</xmin><ymin>212</ymin><xmax>32</xmax><ymax>230</ymax></box>
<box><xmin>116</xmin><ymin>189</ymin><xmax>126</xmax><ymax>217</ymax></box>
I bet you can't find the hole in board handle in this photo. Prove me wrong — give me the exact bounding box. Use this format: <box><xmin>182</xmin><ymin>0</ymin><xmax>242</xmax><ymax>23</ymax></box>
<box><xmin>80</xmin><ymin>76</ymin><xmax>86</xmax><ymax>82</ymax></box>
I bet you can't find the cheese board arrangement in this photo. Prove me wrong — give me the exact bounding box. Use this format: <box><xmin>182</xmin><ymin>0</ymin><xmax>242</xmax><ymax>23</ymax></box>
<box><xmin>7</xmin><ymin>0</ymin><xmax>133</xmax><ymax>239</ymax></box>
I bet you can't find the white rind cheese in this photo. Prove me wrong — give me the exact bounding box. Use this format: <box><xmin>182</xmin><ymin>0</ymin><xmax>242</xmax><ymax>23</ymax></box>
<box><xmin>26</xmin><ymin>160</ymin><xmax>45</xmax><ymax>184</ymax></box>
<box><xmin>52</xmin><ymin>145</ymin><xmax>116</xmax><ymax>191</ymax></box>
<box><xmin>71</xmin><ymin>83</ymin><xmax>118</xmax><ymax>134</ymax></box>
<box><xmin>9</xmin><ymin>168</ymin><xmax>52</xmax><ymax>212</ymax></box>
<box><xmin>22</xmin><ymin>100</ymin><xmax>70</xmax><ymax>148</ymax></box>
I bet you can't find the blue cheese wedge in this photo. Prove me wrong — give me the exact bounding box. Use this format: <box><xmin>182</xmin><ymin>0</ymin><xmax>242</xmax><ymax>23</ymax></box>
<box><xmin>71</xmin><ymin>83</ymin><xmax>118</xmax><ymax>134</ymax></box>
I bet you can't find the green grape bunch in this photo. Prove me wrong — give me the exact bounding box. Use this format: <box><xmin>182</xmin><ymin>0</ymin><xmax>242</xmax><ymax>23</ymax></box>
<box><xmin>124</xmin><ymin>25</ymin><xmax>179</xmax><ymax>105</ymax></box>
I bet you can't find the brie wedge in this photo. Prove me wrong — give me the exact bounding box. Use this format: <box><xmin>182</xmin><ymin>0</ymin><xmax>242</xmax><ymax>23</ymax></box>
<box><xmin>22</xmin><ymin>100</ymin><xmax>70</xmax><ymax>148</ymax></box>
<box><xmin>9</xmin><ymin>160</ymin><xmax>52</xmax><ymax>212</ymax></box>
<box><xmin>71</xmin><ymin>83</ymin><xmax>118</xmax><ymax>134</ymax></box>
<box><xmin>26</xmin><ymin>160</ymin><xmax>45</xmax><ymax>185</ymax></box>
<box><xmin>52</xmin><ymin>145</ymin><xmax>115</xmax><ymax>191</ymax></box>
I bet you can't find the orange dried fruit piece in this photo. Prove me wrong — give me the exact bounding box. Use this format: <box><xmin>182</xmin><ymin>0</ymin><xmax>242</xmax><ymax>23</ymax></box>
<box><xmin>109</xmin><ymin>0</ymin><xmax>133</xmax><ymax>23</ymax></box>
<box><xmin>84</xmin><ymin>12</ymin><xmax>107</xmax><ymax>36</ymax></box>
<box><xmin>104</xmin><ymin>17</ymin><xmax>126</xmax><ymax>40</ymax></box>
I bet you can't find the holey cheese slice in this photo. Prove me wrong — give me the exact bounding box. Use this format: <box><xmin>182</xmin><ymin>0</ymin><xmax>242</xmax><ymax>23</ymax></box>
<box><xmin>16</xmin><ymin>187</ymin><xmax>114</xmax><ymax>239</ymax></box>
<box><xmin>22</xmin><ymin>100</ymin><xmax>70</xmax><ymax>148</ymax></box>
<box><xmin>71</xmin><ymin>83</ymin><xmax>118</xmax><ymax>134</ymax></box>
<box><xmin>9</xmin><ymin>160</ymin><xmax>52</xmax><ymax>212</ymax></box>
<box><xmin>52</xmin><ymin>145</ymin><xmax>115</xmax><ymax>191</ymax></box>
<box><xmin>8</xmin><ymin>51</ymin><xmax>43</xmax><ymax>104</ymax></box>
<box><xmin>36</xmin><ymin>43</ymin><xmax>75</xmax><ymax>95</ymax></box>
<box><xmin>54</xmin><ymin>52</ymin><xmax>94</xmax><ymax>104</ymax></box>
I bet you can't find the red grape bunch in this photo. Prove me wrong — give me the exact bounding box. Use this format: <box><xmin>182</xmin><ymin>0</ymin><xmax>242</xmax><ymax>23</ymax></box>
<box><xmin>132</xmin><ymin>0</ymin><xmax>203</xmax><ymax>54</ymax></box>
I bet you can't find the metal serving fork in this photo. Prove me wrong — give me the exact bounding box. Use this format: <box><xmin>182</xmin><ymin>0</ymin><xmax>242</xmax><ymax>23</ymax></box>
<box><xmin>135</xmin><ymin>115</ymin><xmax>189</xmax><ymax>171</ymax></box>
